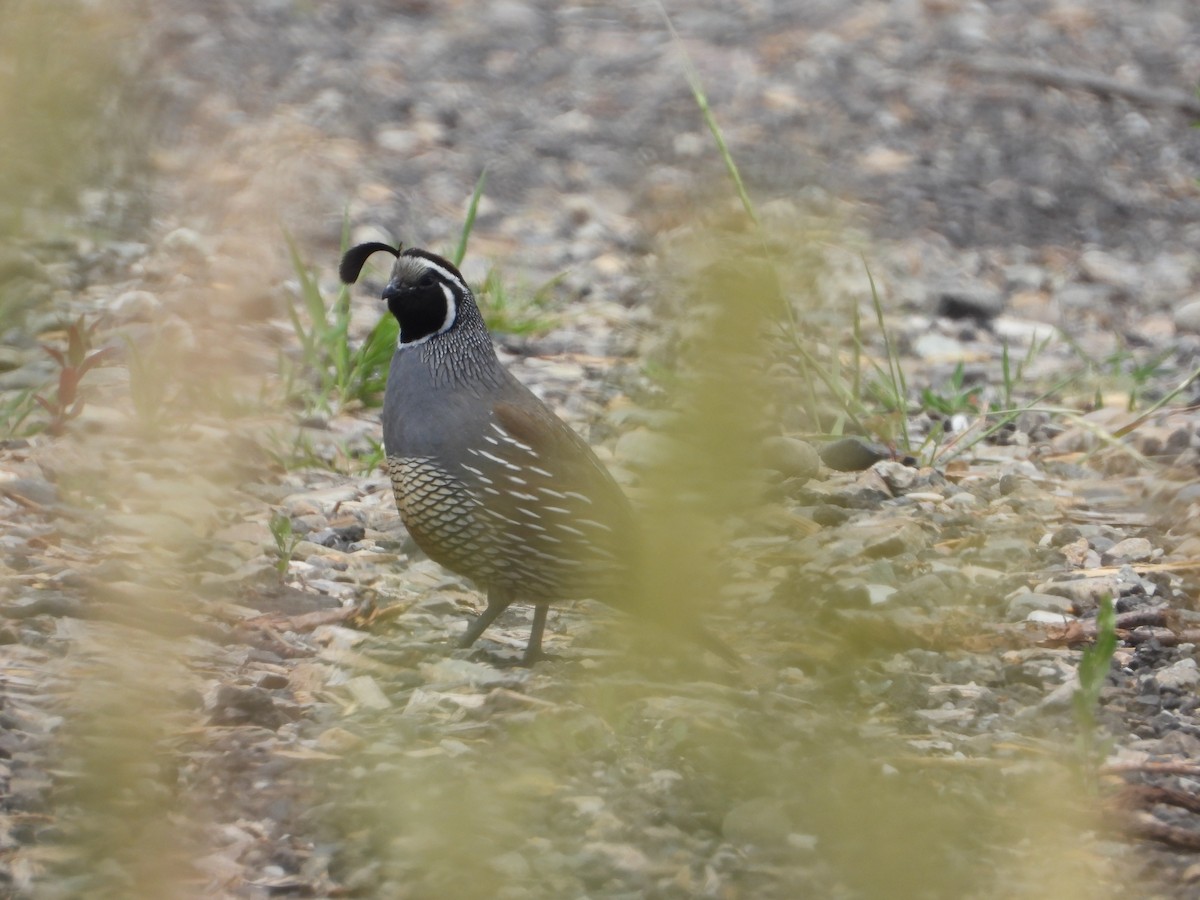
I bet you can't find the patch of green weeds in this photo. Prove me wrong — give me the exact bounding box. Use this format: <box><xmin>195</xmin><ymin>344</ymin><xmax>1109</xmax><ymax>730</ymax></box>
<box><xmin>0</xmin><ymin>390</ymin><xmax>37</xmax><ymax>437</ymax></box>
<box><xmin>921</xmin><ymin>362</ymin><xmax>982</xmax><ymax>416</ymax></box>
<box><xmin>268</xmin><ymin>511</ymin><xmax>301</xmax><ymax>581</ymax></box>
<box><xmin>282</xmin><ymin>224</ymin><xmax>359</xmax><ymax>413</ymax></box>
<box><xmin>476</xmin><ymin>267</ymin><xmax>559</xmax><ymax>336</ymax></box>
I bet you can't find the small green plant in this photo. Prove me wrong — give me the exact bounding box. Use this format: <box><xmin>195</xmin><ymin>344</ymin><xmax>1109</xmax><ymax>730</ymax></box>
<box><xmin>920</xmin><ymin>362</ymin><xmax>982</xmax><ymax>416</ymax></box>
<box><xmin>0</xmin><ymin>389</ymin><xmax>37</xmax><ymax>437</ymax></box>
<box><xmin>268</xmin><ymin>511</ymin><xmax>302</xmax><ymax>580</ymax></box>
<box><xmin>476</xmin><ymin>267</ymin><xmax>558</xmax><ymax>336</ymax></box>
<box><xmin>35</xmin><ymin>315</ymin><xmax>116</xmax><ymax>435</ymax></box>
<box><xmin>354</xmin><ymin>435</ymin><xmax>387</xmax><ymax>476</ymax></box>
<box><xmin>1072</xmin><ymin>594</ymin><xmax>1117</xmax><ymax>771</ymax></box>
<box><xmin>261</xmin><ymin>428</ymin><xmax>333</xmax><ymax>473</ymax></box>
<box><xmin>999</xmin><ymin>332</ymin><xmax>1055</xmax><ymax>410</ymax></box>
<box><xmin>282</xmin><ymin>225</ymin><xmax>357</xmax><ymax>412</ymax></box>
<box><xmin>1115</xmin><ymin>347</ymin><xmax>1174</xmax><ymax>412</ymax></box>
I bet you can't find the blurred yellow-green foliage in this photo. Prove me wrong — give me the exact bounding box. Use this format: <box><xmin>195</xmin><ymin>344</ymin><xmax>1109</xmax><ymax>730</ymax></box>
<box><xmin>0</xmin><ymin>0</ymin><xmax>146</xmax><ymax>233</ymax></box>
<box><xmin>0</xmin><ymin>3</ymin><xmax>1128</xmax><ymax>896</ymax></box>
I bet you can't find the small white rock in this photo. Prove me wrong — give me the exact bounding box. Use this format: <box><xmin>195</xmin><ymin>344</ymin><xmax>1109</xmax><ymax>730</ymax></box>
<box><xmin>109</xmin><ymin>289</ymin><xmax>162</xmax><ymax>321</ymax></box>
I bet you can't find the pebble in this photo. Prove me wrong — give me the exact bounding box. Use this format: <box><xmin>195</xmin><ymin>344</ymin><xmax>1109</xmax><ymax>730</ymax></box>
<box><xmin>934</xmin><ymin>284</ymin><xmax>1004</xmax><ymax>321</ymax></box>
<box><xmin>108</xmin><ymin>290</ymin><xmax>162</xmax><ymax>322</ymax></box>
<box><xmin>761</xmin><ymin>436</ymin><xmax>820</xmax><ymax>481</ymax></box>
<box><xmin>873</xmin><ymin>460</ymin><xmax>918</xmax><ymax>493</ymax></box>
<box><xmin>1154</xmin><ymin>659</ymin><xmax>1200</xmax><ymax>692</ymax></box>
<box><xmin>0</xmin><ymin>477</ymin><xmax>58</xmax><ymax>506</ymax></box>
<box><xmin>1006</xmin><ymin>591</ymin><xmax>1076</xmax><ymax>621</ymax></box>
<box><xmin>1079</xmin><ymin>249</ymin><xmax>1141</xmax><ymax>290</ymax></box>
<box><xmin>1174</xmin><ymin>298</ymin><xmax>1200</xmax><ymax>333</ymax></box>
<box><xmin>1037</xmin><ymin>576</ymin><xmax>1120</xmax><ymax>606</ymax></box>
<box><xmin>1102</xmin><ymin>537</ymin><xmax>1155</xmax><ymax>565</ymax></box>
<box><xmin>818</xmin><ymin>438</ymin><xmax>890</xmax><ymax>472</ymax></box>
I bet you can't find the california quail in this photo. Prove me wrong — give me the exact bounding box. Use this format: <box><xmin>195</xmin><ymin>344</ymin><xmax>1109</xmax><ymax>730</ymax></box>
<box><xmin>340</xmin><ymin>241</ymin><xmax>737</xmax><ymax>666</ymax></box>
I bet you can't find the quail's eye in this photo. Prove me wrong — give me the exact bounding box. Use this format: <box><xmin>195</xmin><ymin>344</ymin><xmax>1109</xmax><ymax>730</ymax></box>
<box><xmin>418</xmin><ymin>273</ymin><xmax>436</xmax><ymax>288</ymax></box>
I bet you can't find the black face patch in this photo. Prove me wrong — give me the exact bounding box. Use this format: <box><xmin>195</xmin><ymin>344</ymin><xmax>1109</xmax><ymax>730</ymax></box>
<box><xmin>385</xmin><ymin>279</ymin><xmax>451</xmax><ymax>344</ymax></box>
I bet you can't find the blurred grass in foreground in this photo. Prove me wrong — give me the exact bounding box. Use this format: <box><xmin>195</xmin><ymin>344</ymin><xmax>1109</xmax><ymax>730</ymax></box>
<box><xmin>0</xmin><ymin>0</ymin><xmax>148</xmax><ymax>239</ymax></box>
<box><xmin>321</xmin><ymin>211</ymin><xmax>1119</xmax><ymax>899</ymax></box>
<box><xmin>0</xmin><ymin>3</ymin><xmax>202</xmax><ymax>897</ymax></box>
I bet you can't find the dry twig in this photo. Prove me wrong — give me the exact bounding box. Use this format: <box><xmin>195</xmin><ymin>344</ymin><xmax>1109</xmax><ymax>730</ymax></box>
<box><xmin>952</xmin><ymin>56</ymin><xmax>1200</xmax><ymax>117</ymax></box>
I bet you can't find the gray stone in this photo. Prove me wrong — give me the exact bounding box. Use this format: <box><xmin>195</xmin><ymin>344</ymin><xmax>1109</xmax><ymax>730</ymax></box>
<box><xmin>1006</xmin><ymin>591</ymin><xmax>1076</xmax><ymax>622</ymax></box>
<box><xmin>913</xmin><ymin>331</ymin><xmax>967</xmax><ymax>361</ymax></box>
<box><xmin>818</xmin><ymin>437</ymin><xmax>889</xmax><ymax>472</ymax></box>
<box><xmin>1154</xmin><ymin>659</ymin><xmax>1200</xmax><ymax>692</ymax></box>
<box><xmin>1079</xmin><ymin>249</ymin><xmax>1140</xmax><ymax>290</ymax></box>
<box><xmin>874</xmin><ymin>460</ymin><xmax>918</xmax><ymax>493</ymax></box>
<box><xmin>761</xmin><ymin>436</ymin><xmax>819</xmax><ymax>482</ymax></box>
<box><xmin>1102</xmin><ymin>537</ymin><xmax>1155</xmax><ymax>566</ymax></box>
<box><xmin>1173</xmin><ymin>297</ymin><xmax>1200</xmax><ymax>334</ymax></box>
<box><xmin>109</xmin><ymin>289</ymin><xmax>162</xmax><ymax>321</ymax></box>
<box><xmin>0</xmin><ymin>477</ymin><xmax>58</xmax><ymax>507</ymax></box>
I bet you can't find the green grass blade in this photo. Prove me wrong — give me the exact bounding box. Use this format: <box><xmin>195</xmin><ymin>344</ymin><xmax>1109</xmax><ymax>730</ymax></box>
<box><xmin>1112</xmin><ymin>360</ymin><xmax>1200</xmax><ymax>438</ymax></box>
<box><xmin>452</xmin><ymin>169</ymin><xmax>488</xmax><ymax>267</ymax></box>
<box><xmin>865</xmin><ymin>261</ymin><xmax>909</xmax><ymax>449</ymax></box>
<box><xmin>656</xmin><ymin>1</ymin><xmax>758</xmax><ymax>227</ymax></box>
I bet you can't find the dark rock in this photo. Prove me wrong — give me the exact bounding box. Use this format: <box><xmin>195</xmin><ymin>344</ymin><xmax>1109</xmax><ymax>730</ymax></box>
<box><xmin>818</xmin><ymin>438</ymin><xmax>890</xmax><ymax>472</ymax></box>
<box><xmin>208</xmin><ymin>685</ymin><xmax>293</xmax><ymax>730</ymax></box>
<box><xmin>811</xmin><ymin>505</ymin><xmax>851</xmax><ymax>527</ymax></box>
<box><xmin>934</xmin><ymin>284</ymin><xmax>1004</xmax><ymax>322</ymax></box>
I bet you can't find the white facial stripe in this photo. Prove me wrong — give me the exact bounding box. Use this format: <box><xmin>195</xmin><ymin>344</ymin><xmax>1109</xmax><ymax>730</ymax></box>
<box><xmin>438</xmin><ymin>283</ymin><xmax>457</xmax><ymax>334</ymax></box>
<box><xmin>419</xmin><ymin>257</ymin><xmax>469</xmax><ymax>295</ymax></box>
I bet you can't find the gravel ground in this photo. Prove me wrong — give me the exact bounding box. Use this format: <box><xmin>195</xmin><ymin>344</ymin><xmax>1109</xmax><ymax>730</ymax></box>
<box><xmin>3</xmin><ymin>0</ymin><xmax>1200</xmax><ymax>897</ymax></box>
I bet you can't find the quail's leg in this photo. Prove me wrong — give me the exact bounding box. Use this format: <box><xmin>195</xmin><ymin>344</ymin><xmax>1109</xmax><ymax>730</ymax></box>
<box><xmin>521</xmin><ymin>604</ymin><xmax>550</xmax><ymax>666</ymax></box>
<box><xmin>460</xmin><ymin>587</ymin><xmax>513</xmax><ymax>648</ymax></box>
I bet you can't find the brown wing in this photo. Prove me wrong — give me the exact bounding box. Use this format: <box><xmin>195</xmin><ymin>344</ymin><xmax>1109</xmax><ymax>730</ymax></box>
<box><xmin>456</xmin><ymin>399</ymin><xmax>635</xmax><ymax>602</ymax></box>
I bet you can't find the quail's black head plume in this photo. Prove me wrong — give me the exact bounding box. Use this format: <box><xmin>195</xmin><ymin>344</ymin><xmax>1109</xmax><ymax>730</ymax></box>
<box><xmin>339</xmin><ymin>241</ymin><xmax>399</xmax><ymax>285</ymax></box>
<box><xmin>341</xmin><ymin>241</ymin><xmax>738</xmax><ymax>666</ymax></box>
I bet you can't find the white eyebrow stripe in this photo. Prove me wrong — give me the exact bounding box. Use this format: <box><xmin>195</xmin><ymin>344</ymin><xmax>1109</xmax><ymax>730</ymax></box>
<box><xmin>417</xmin><ymin>257</ymin><xmax>470</xmax><ymax>295</ymax></box>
